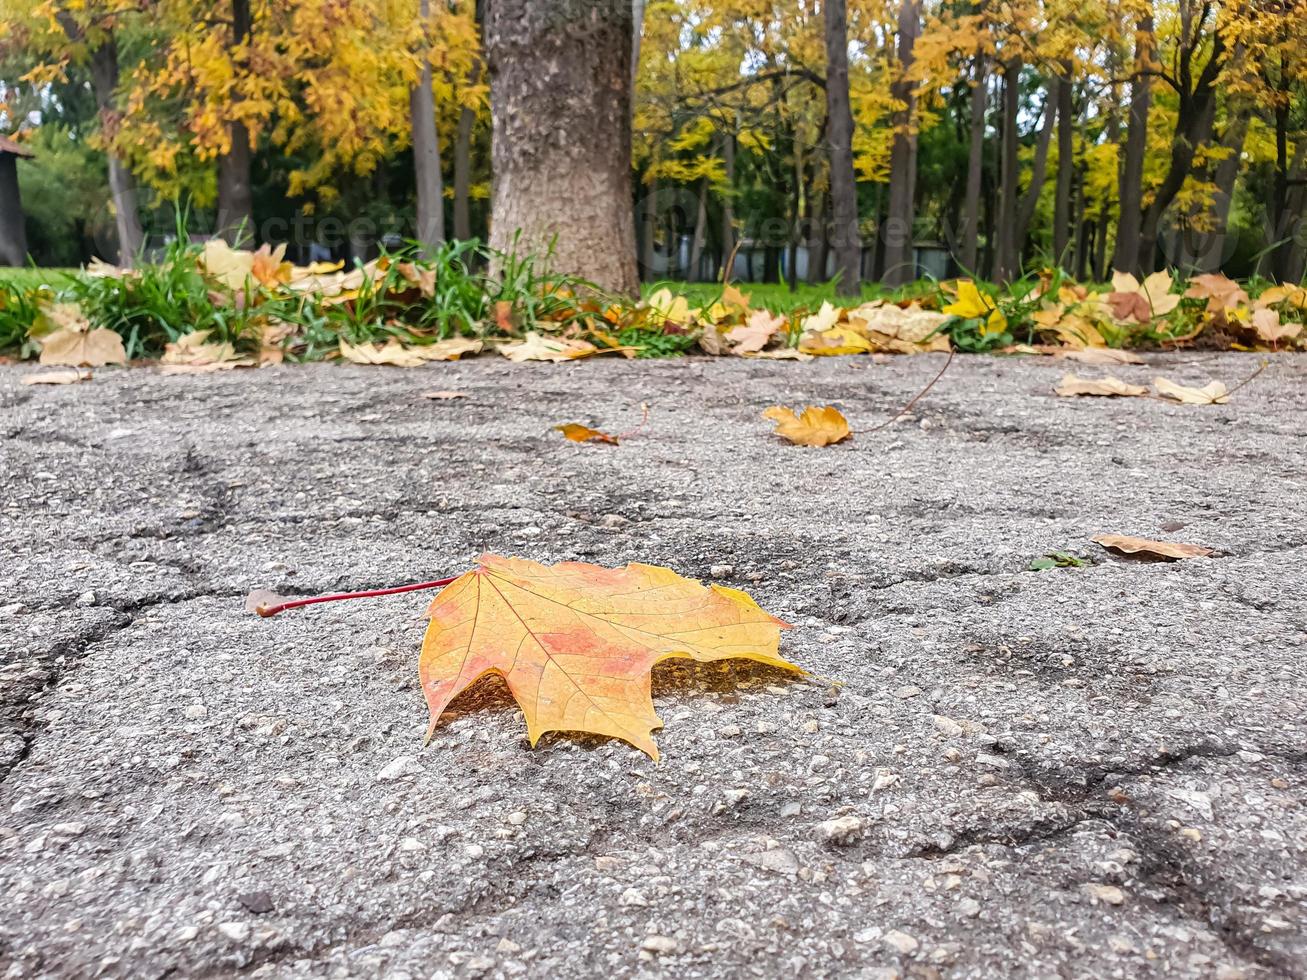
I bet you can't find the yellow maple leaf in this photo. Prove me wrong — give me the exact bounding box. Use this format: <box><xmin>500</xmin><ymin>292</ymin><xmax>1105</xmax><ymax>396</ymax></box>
<box><xmin>420</xmin><ymin>555</ymin><xmax>797</xmax><ymax>759</ymax></box>
<box><xmin>762</xmin><ymin>405</ymin><xmax>852</xmax><ymax>446</ymax></box>
<box><xmin>799</xmin><ymin>326</ymin><xmax>874</xmax><ymax>356</ymax></box>
<box><xmin>554</xmin><ymin>423</ymin><xmax>619</xmax><ymax>445</ymax></box>
<box><xmin>943</xmin><ymin>280</ymin><xmax>1007</xmax><ymax>335</ymax></box>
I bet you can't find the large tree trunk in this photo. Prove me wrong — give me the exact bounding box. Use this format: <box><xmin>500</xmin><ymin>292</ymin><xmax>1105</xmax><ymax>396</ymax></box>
<box><xmin>411</xmin><ymin>0</ymin><xmax>445</xmax><ymax>250</ymax></box>
<box><xmin>486</xmin><ymin>0</ymin><xmax>638</xmax><ymax>294</ymax></box>
<box><xmin>882</xmin><ymin>0</ymin><xmax>920</xmax><ymax>287</ymax></box>
<box><xmin>993</xmin><ymin>57</ymin><xmax>1022</xmax><ymax>282</ymax></box>
<box><xmin>1052</xmin><ymin>63</ymin><xmax>1075</xmax><ymax>267</ymax></box>
<box><xmin>217</xmin><ymin>0</ymin><xmax>255</xmax><ymax>245</ymax></box>
<box><xmin>1112</xmin><ymin>15</ymin><xmax>1153</xmax><ymax>275</ymax></box>
<box><xmin>824</xmin><ymin>0</ymin><xmax>861</xmax><ymax>295</ymax></box>
<box><xmin>0</xmin><ymin>155</ymin><xmax>28</xmax><ymax>267</ymax></box>
<box><xmin>960</xmin><ymin>52</ymin><xmax>987</xmax><ymax>273</ymax></box>
<box><xmin>86</xmin><ymin>36</ymin><xmax>144</xmax><ymax>265</ymax></box>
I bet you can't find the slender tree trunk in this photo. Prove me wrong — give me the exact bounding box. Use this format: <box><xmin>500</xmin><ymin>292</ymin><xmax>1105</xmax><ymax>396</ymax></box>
<box><xmin>720</xmin><ymin>132</ymin><xmax>736</xmax><ymax>275</ymax></box>
<box><xmin>1016</xmin><ymin>79</ymin><xmax>1057</xmax><ymax>257</ymax></box>
<box><xmin>486</xmin><ymin>0</ymin><xmax>638</xmax><ymax>293</ymax></box>
<box><xmin>639</xmin><ymin>177</ymin><xmax>658</xmax><ymax>279</ymax></box>
<box><xmin>809</xmin><ymin>190</ymin><xmax>830</xmax><ymax>284</ymax></box>
<box><xmin>452</xmin><ymin>94</ymin><xmax>477</xmax><ymax>242</ymax></box>
<box><xmin>1113</xmin><ymin>15</ymin><xmax>1153</xmax><ymax>275</ymax></box>
<box><xmin>1193</xmin><ymin>108</ymin><xmax>1248</xmax><ymax>272</ymax></box>
<box><xmin>882</xmin><ymin>0</ymin><xmax>920</xmax><ymax>286</ymax></box>
<box><xmin>216</xmin><ymin>0</ymin><xmax>255</xmax><ymax>245</ymax></box>
<box><xmin>411</xmin><ymin>0</ymin><xmax>445</xmax><ymax>250</ymax></box>
<box><xmin>688</xmin><ymin>178</ymin><xmax>708</xmax><ymax>281</ymax></box>
<box><xmin>1268</xmin><ymin>140</ymin><xmax>1307</xmax><ymax>281</ymax></box>
<box><xmin>960</xmin><ymin>52</ymin><xmax>987</xmax><ymax>273</ymax></box>
<box><xmin>994</xmin><ymin>57</ymin><xmax>1022</xmax><ymax>282</ymax></box>
<box><xmin>86</xmin><ymin>36</ymin><xmax>144</xmax><ymax>264</ymax></box>
<box><xmin>1053</xmin><ymin>63</ymin><xmax>1075</xmax><ymax>267</ymax></box>
<box><xmin>824</xmin><ymin>0</ymin><xmax>861</xmax><ymax>295</ymax></box>
<box><xmin>0</xmin><ymin>154</ymin><xmax>28</xmax><ymax>267</ymax></box>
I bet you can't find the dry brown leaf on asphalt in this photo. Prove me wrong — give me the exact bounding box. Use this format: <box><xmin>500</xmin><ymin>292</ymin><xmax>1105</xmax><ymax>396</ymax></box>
<box><xmin>554</xmin><ymin>423</ymin><xmax>620</xmax><ymax>445</ymax></box>
<box><xmin>1054</xmin><ymin>373</ymin><xmax>1148</xmax><ymax>398</ymax></box>
<box><xmin>160</xmin><ymin>330</ymin><xmax>256</xmax><ymax>374</ymax></box>
<box><xmin>762</xmin><ymin>405</ymin><xmax>852</xmax><ymax>446</ymax></box>
<box><xmin>422</xmin><ymin>390</ymin><xmax>468</xmax><ymax>400</ymax></box>
<box><xmin>1092</xmin><ymin>534</ymin><xmax>1215</xmax><ymax>561</ymax></box>
<box><xmin>1062</xmin><ymin>348</ymin><xmax>1146</xmax><ymax>366</ymax></box>
<box><xmin>747</xmin><ymin>348</ymin><xmax>814</xmax><ymax>361</ymax></box>
<box><xmin>20</xmin><ymin>368</ymin><xmax>92</xmax><ymax>385</ymax></box>
<box><xmin>424</xmin><ymin>337</ymin><xmax>484</xmax><ymax>361</ymax></box>
<box><xmin>38</xmin><ymin>323</ymin><xmax>127</xmax><ymax>367</ymax></box>
<box><xmin>338</xmin><ymin>338</ymin><xmax>480</xmax><ymax>367</ymax></box>
<box><xmin>497</xmin><ymin>331</ymin><xmax>599</xmax><ymax>363</ymax></box>
<box><xmin>1153</xmin><ymin>376</ymin><xmax>1229</xmax><ymax>404</ymax></box>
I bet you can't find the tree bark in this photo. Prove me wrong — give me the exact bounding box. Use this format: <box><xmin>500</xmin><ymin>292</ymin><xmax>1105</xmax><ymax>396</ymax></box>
<box><xmin>411</xmin><ymin>0</ymin><xmax>445</xmax><ymax>251</ymax></box>
<box><xmin>0</xmin><ymin>155</ymin><xmax>28</xmax><ymax>266</ymax></box>
<box><xmin>216</xmin><ymin>0</ymin><xmax>255</xmax><ymax>245</ymax></box>
<box><xmin>960</xmin><ymin>52</ymin><xmax>987</xmax><ymax>273</ymax></box>
<box><xmin>824</xmin><ymin>0</ymin><xmax>861</xmax><ymax>295</ymax></box>
<box><xmin>993</xmin><ymin>57</ymin><xmax>1022</xmax><ymax>282</ymax></box>
<box><xmin>85</xmin><ymin>36</ymin><xmax>144</xmax><ymax>265</ymax></box>
<box><xmin>486</xmin><ymin>0</ymin><xmax>638</xmax><ymax>294</ymax></box>
<box><xmin>883</xmin><ymin>0</ymin><xmax>920</xmax><ymax>286</ymax></box>
<box><xmin>1112</xmin><ymin>15</ymin><xmax>1153</xmax><ymax>275</ymax></box>
<box><xmin>1052</xmin><ymin>62</ymin><xmax>1075</xmax><ymax>267</ymax></box>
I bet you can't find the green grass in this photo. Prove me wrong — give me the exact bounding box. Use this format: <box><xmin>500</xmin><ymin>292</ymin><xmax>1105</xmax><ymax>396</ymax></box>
<box><xmin>643</xmin><ymin>279</ymin><xmax>913</xmax><ymax>313</ymax></box>
<box><xmin>0</xmin><ymin>267</ymin><xmax>76</xmax><ymax>290</ymax></box>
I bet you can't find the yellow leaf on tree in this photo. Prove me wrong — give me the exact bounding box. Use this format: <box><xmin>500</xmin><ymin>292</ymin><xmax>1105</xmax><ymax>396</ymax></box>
<box><xmin>420</xmin><ymin>555</ymin><xmax>798</xmax><ymax>759</ymax></box>
<box><xmin>762</xmin><ymin>405</ymin><xmax>852</xmax><ymax>446</ymax></box>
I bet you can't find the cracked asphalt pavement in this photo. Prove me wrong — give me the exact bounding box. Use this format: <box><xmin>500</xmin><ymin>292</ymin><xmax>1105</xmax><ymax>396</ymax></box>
<box><xmin>2</xmin><ymin>352</ymin><xmax>1305</xmax><ymax>979</ymax></box>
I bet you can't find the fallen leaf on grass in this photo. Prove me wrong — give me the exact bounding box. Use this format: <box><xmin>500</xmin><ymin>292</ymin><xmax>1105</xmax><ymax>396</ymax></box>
<box><xmin>160</xmin><ymin>330</ymin><xmax>256</xmax><ymax>374</ymax></box>
<box><xmin>1107</xmin><ymin>270</ymin><xmax>1181</xmax><ymax>323</ymax></box>
<box><xmin>21</xmin><ymin>368</ymin><xmax>92</xmax><ymax>385</ymax></box>
<box><xmin>725</xmin><ymin>310</ymin><xmax>786</xmax><ymax>354</ymax></box>
<box><xmin>424</xmin><ymin>337</ymin><xmax>484</xmax><ymax>361</ymax></box>
<box><xmin>1092</xmin><ymin>534</ymin><xmax>1214</xmax><ymax>560</ymax></box>
<box><xmin>799</xmin><ymin>326</ymin><xmax>874</xmax><ymax>356</ymax></box>
<box><xmin>1054</xmin><ymin>373</ymin><xmax>1148</xmax><ymax>398</ymax></box>
<box><xmin>554</xmin><ymin>423</ymin><xmax>619</xmax><ymax>445</ymax></box>
<box><xmin>1153</xmin><ymin>376</ymin><xmax>1229</xmax><ymax>405</ymax></box>
<box><xmin>1250</xmin><ymin>308</ymin><xmax>1302</xmax><ymax>345</ymax></box>
<box><xmin>497</xmin><ymin>332</ymin><xmax>599</xmax><ymax>363</ymax></box>
<box><xmin>420</xmin><ymin>554</ymin><xmax>798</xmax><ymax>759</ymax></box>
<box><xmin>421</xmin><ymin>390</ymin><xmax>467</xmax><ymax>400</ymax></box>
<box><xmin>1185</xmin><ymin>273</ymin><xmax>1248</xmax><ymax>314</ymax></box>
<box><xmin>762</xmin><ymin>405</ymin><xmax>852</xmax><ymax>446</ymax></box>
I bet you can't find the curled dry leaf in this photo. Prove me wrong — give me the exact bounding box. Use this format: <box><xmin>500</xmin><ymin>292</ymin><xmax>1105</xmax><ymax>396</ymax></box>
<box><xmin>421</xmin><ymin>390</ymin><xmax>467</xmax><ymax>400</ymax></box>
<box><xmin>1054</xmin><ymin>373</ymin><xmax>1148</xmax><ymax>398</ymax></box>
<box><xmin>1153</xmin><ymin>376</ymin><xmax>1229</xmax><ymax>405</ymax></box>
<box><xmin>554</xmin><ymin>423</ymin><xmax>619</xmax><ymax>445</ymax></box>
<box><xmin>160</xmin><ymin>330</ymin><xmax>256</xmax><ymax>374</ymax></box>
<box><xmin>1092</xmin><ymin>534</ymin><xmax>1214</xmax><ymax>561</ymax></box>
<box><xmin>421</xmin><ymin>554</ymin><xmax>798</xmax><ymax>759</ymax></box>
<box><xmin>21</xmin><ymin>368</ymin><xmax>92</xmax><ymax>385</ymax></box>
<box><xmin>748</xmin><ymin>348</ymin><xmax>814</xmax><ymax>361</ymax></box>
<box><xmin>497</xmin><ymin>331</ymin><xmax>599</xmax><ymax>363</ymax></box>
<box><xmin>763</xmin><ymin>405</ymin><xmax>852</xmax><ymax>446</ymax></box>
<box><xmin>244</xmin><ymin>589</ymin><xmax>288</xmax><ymax>616</ymax></box>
